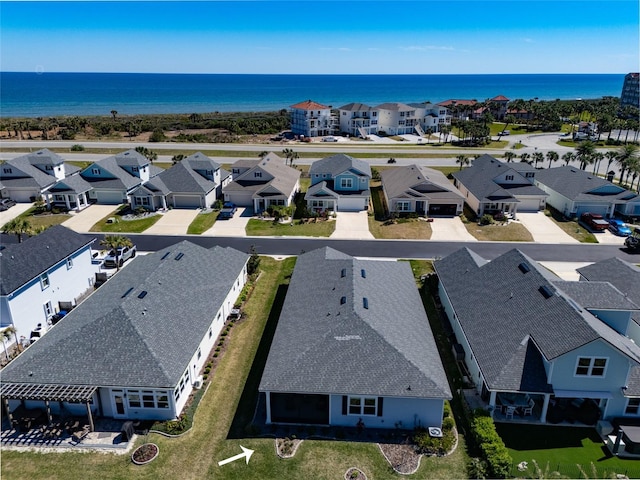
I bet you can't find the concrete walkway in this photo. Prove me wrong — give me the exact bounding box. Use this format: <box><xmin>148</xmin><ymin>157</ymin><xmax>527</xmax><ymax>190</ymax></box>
<box><xmin>62</xmin><ymin>205</ymin><xmax>121</xmax><ymax>233</ymax></box>
<box><xmin>330</xmin><ymin>211</ymin><xmax>374</xmax><ymax>239</ymax></box>
<box><xmin>145</xmin><ymin>208</ymin><xmax>200</xmax><ymax>235</ymax></box>
<box><xmin>515</xmin><ymin>212</ymin><xmax>578</xmax><ymax>244</ymax></box>
<box><xmin>429</xmin><ymin>217</ymin><xmax>477</xmax><ymax>242</ymax></box>
<box><xmin>203</xmin><ymin>207</ymin><xmax>251</xmax><ymax>237</ymax></box>
<box><xmin>0</xmin><ymin>202</ymin><xmax>34</xmax><ymax>226</ymax></box>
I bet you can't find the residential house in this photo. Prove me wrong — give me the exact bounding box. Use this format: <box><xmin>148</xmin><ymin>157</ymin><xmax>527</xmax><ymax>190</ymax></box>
<box><xmin>534</xmin><ymin>166</ymin><xmax>640</xmax><ymax>219</ymax></box>
<box><xmin>305</xmin><ymin>154</ymin><xmax>371</xmax><ymax>212</ymax></box>
<box><xmin>129</xmin><ymin>152</ymin><xmax>231</xmax><ymax>210</ymax></box>
<box><xmin>487</xmin><ymin>95</ymin><xmax>510</xmax><ymax>120</ymax></box>
<box><xmin>338</xmin><ymin>103</ymin><xmax>377</xmax><ymax>138</ymax></box>
<box><xmin>437</xmin><ymin>99</ymin><xmax>478</xmax><ymax>121</ymax></box>
<box><xmin>0</xmin><ymin>225</ymin><xmax>98</xmax><ymax>348</ymax></box>
<box><xmin>435</xmin><ymin>247</ymin><xmax>640</xmax><ymax>424</ymax></box>
<box><xmin>408</xmin><ymin>102</ymin><xmax>451</xmax><ymax>134</ymax></box>
<box><xmin>1</xmin><ymin>241</ymin><xmax>249</xmax><ymax>423</ymax></box>
<box><xmin>47</xmin><ymin>174</ymin><xmax>93</xmax><ymax>212</ymax></box>
<box><xmin>452</xmin><ymin>154</ymin><xmax>548</xmax><ymax>218</ymax></box>
<box><xmin>0</xmin><ymin>149</ymin><xmax>80</xmax><ymax>203</ymax></box>
<box><xmin>259</xmin><ymin>247</ymin><xmax>451</xmax><ymax>429</ymax></box>
<box><xmin>381</xmin><ymin>164</ymin><xmax>464</xmax><ymax>216</ymax></box>
<box><xmin>223</xmin><ymin>153</ymin><xmax>300</xmax><ymax>213</ymax></box>
<box><xmin>373</xmin><ymin>103</ymin><xmax>418</xmax><ymax>135</ymax></box>
<box><xmin>290</xmin><ymin>100</ymin><xmax>337</xmax><ymax>138</ymax></box>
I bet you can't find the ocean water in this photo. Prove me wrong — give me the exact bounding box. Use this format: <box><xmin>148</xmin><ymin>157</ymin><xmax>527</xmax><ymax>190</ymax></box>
<box><xmin>0</xmin><ymin>72</ymin><xmax>626</xmax><ymax>118</ymax></box>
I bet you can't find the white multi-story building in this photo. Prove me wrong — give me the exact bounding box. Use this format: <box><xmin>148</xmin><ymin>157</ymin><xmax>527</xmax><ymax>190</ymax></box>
<box><xmin>290</xmin><ymin>99</ymin><xmax>337</xmax><ymax>138</ymax></box>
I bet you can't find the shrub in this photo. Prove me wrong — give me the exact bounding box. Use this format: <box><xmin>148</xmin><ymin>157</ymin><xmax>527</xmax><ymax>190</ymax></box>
<box><xmin>470</xmin><ymin>411</ymin><xmax>512</xmax><ymax>479</ymax></box>
<box><xmin>213</xmin><ymin>353</ymin><xmax>218</xmax><ymax>358</ymax></box>
<box><xmin>479</xmin><ymin>214</ymin><xmax>494</xmax><ymax>225</ymax></box>
<box><xmin>442</xmin><ymin>416</ymin><xmax>455</xmax><ymax>431</ymax></box>
<box><xmin>493</xmin><ymin>212</ymin><xmax>506</xmax><ymax>222</ymax></box>
<box><xmin>149</xmin><ymin>128</ymin><xmax>166</xmax><ymax>142</ymax></box>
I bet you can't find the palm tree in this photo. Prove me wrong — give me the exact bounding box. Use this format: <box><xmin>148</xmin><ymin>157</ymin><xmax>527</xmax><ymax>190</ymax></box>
<box><xmin>519</xmin><ymin>152</ymin><xmax>531</xmax><ymax>164</ymax></box>
<box><xmin>546</xmin><ymin>151</ymin><xmax>559</xmax><ymax>169</ymax></box>
<box><xmin>532</xmin><ymin>151</ymin><xmax>544</xmax><ymax>169</ymax></box>
<box><xmin>135</xmin><ymin>146</ymin><xmax>158</xmax><ymax>163</ymax></box>
<box><xmin>100</xmin><ymin>235</ymin><xmax>133</xmax><ymax>271</ymax></box>
<box><xmin>604</xmin><ymin>150</ymin><xmax>618</xmax><ymax>176</ymax></box>
<box><xmin>503</xmin><ymin>151</ymin><xmax>516</xmax><ymax>163</ymax></box>
<box><xmin>575</xmin><ymin>140</ymin><xmax>595</xmax><ymax>170</ymax></box>
<box><xmin>425</xmin><ymin>127</ymin><xmax>433</xmax><ymax>144</ymax></box>
<box><xmin>439</xmin><ymin>125</ymin><xmax>451</xmax><ymax>144</ymax></box>
<box><xmin>455</xmin><ymin>154</ymin><xmax>470</xmax><ymax>170</ymax></box>
<box><xmin>1</xmin><ymin>326</ymin><xmax>17</xmax><ymax>361</ymax></box>
<box><xmin>616</xmin><ymin>144</ymin><xmax>639</xmax><ymax>187</ymax></box>
<box><xmin>282</xmin><ymin>148</ymin><xmax>298</xmax><ymax>166</ymax></box>
<box><xmin>258</xmin><ymin>151</ymin><xmax>269</xmax><ymax>159</ymax></box>
<box><xmin>110</xmin><ymin>110</ymin><xmax>118</xmax><ymax>120</ymax></box>
<box><xmin>562</xmin><ymin>151</ymin><xmax>575</xmax><ymax>166</ymax></box>
<box><xmin>171</xmin><ymin>154</ymin><xmax>185</xmax><ymax>165</ymax></box>
<box><xmin>591</xmin><ymin>151</ymin><xmax>604</xmax><ymax>175</ymax></box>
<box><xmin>2</xmin><ymin>217</ymin><xmax>32</xmax><ymax>243</ymax></box>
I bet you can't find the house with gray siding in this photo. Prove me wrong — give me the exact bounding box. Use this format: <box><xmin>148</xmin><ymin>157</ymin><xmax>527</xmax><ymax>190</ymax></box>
<box><xmin>435</xmin><ymin>248</ymin><xmax>640</xmax><ymax>425</ymax></box>
<box><xmin>1</xmin><ymin>241</ymin><xmax>249</xmax><ymax>423</ymax></box>
<box><xmin>259</xmin><ymin>247</ymin><xmax>451</xmax><ymax>429</ymax></box>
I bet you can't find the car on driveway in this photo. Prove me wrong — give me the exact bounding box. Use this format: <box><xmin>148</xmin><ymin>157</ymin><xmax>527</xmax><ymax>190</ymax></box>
<box><xmin>609</xmin><ymin>219</ymin><xmax>632</xmax><ymax>236</ymax></box>
<box><xmin>580</xmin><ymin>212</ymin><xmax>609</xmax><ymax>231</ymax></box>
<box><xmin>218</xmin><ymin>202</ymin><xmax>237</xmax><ymax>220</ymax></box>
<box><xmin>104</xmin><ymin>244</ymin><xmax>137</xmax><ymax>268</ymax></box>
<box><xmin>0</xmin><ymin>199</ymin><xmax>17</xmax><ymax>211</ymax></box>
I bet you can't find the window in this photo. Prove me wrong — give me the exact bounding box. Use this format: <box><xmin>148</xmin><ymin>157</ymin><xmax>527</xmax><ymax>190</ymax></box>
<box><xmin>54</xmin><ymin>195</ymin><xmax>65</xmax><ymax>202</ymax></box>
<box><xmin>175</xmin><ymin>370</ymin><xmax>190</xmax><ymax>400</ymax></box>
<box><xmin>128</xmin><ymin>391</ymin><xmax>141</xmax><ymax>408</ymax></box>
<box><xmin>505</xmin><ymin>175</ymin><xmax>514</xmax><ymax>181</ymax></box>
<box><xmin>209</xmin><ymin>327</ymin><xmax>213</xmax><ymax>338</ymax></box>
<box><xmin>91</xmin><ymin>168</ymin><xmax>101</xmax><ymax>175</ymax></box>
<box><xmin>197</xmin><ymin>348</ymin><xmax>202</xmax><ymax>360</ymax></box>
<box><xmin>45</xmin><ymin>165</ymin><xmax>54</xmax><ymax>171</ymax></box>
<box><xmin>626</xmin><ymin>398</ymin><xmax>640</xmax><ymax>415</ymax></box>
<box><xmin>348</xmin><ymin>396</ymin><xmax>377</xmax><ymax>416</ymax></box>
<box><xmin>3</xmin><ymin>167</ymin><xmax>12</xmax><ymax>174</ymax></box>
<box><xmin>340</xmin><ymin>178</ymin><xmax>353</xmax><ymax>189</ymax></box>
<box><xmin>66</xmin><ymin>257</ymin><xmax>73</xmax><ymax>269</ymax></box>
<box><xmin>525</xmin><ymin>172</ymin><xmax>535</xmax><ymax>178</ymax></box>
<box><xmin>575</xmin><ymin>357</ymin><xmax>608</xmax><ymax>377</ymax></box>
<box><xmin>40</xmin><ymin>274</ymin><xmax>50</xmax><ymax>290</ymax></box>
<box><xmin>132</xmin><ymin>167</ymin><xmax>138</xmax><ymax>172</ymax></box>
<box><xmin>142</xmin><ymin>392</ymin><xmax>155</xmax><ymax>408</ymax></box>
<box><xmin>157</xmin><ymin>394</ymin><xmax>170</xmax><ymax>409</ymax></box>
<box><xmin>44</xmin><ymin>301</ymin><xmax>53</xmax><ymax>317</ymax></box>
<box><xmin>397</xmin><ymin>201</ymin><xmax>411</xmax><ymax>212</ymax></box>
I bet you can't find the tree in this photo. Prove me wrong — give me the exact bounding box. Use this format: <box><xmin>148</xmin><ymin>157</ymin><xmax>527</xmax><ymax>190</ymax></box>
<box><xmin>604</xmin><ymin>150</ymin><xmax>618</xmax><ymax>175</ymax></box>
<box><xmin>425</xmin><ymin>127</ymin><xmax>433</xmax><ymax>144</ymax></box>
<box><xmin>455</xmin><ymin>154</ymin><xmax>470</xmax><ymax>170</ymax></box>
<box><xmin>2</xmin><ymin>217</ymin><xmax>32</xmax><ymax>243</ymax></box>
<box><xmin>503</xmin><ymin>151</ymin><xmax>516</xmax><ymax>163</ymax></box>
<box><xmin>519</xmin><ymin>152</ymin><xmax>531</xmax><ymax>164</ymax></box>
<box><xmin>439</xmin><ymin>125</ymin><xmax>451</xmax><ymax>144</ymax></box>
<box><xmin>247</xmin><ymin>245</ymin><xmax>261</xmax><ymax>275</ymax></box>
<box><xmin>575</xmin><ymin>140</ymin><xmax>595</xmax><ymax>170</ymax></box>
<box><xmin>282</xmin><ymin>148</ymin><xmax>296</xmax><ymax>166</ymax></box>
<box><xmin>532</xmin><ymin>151</ymin><xmax>544</xmax><ymax>169</ymax></box>
<box><xmin>258</xmin><ymin>151</ymin><xmax>269</xmax><ymax>159</ymax></box>
<box><xmin>172</xmin><ymin>154</ymin><xmax>185</xmax><ymax>165</ymax></box>
<box><xmin>546</xmin><ymin>151</ymin><xmax>559</xmax><ymax>169</ymax></box>
<box><xmin>616</xmin><ymin>144</ymin><xmax>638</xmax><ymax>187</ymax></box>
<box><xmin>591</xmin><ymin>151</ymin><xmax>604</xmax><ymax>174</ymax></box>
<box><xmin>135</xmin><ymin>146</ymin><xmax>158</xmax><ymax>163</ymax></box>
<box><xmin>1</xmin><ymin>326</ymin><xmax>17</xmax><ymax>361</ymax></box>
<box><xmin>100</xmin><ymin>235</ymin><xmax>133</xmax><ymax>271</ymax></box>
<box><xmin>562</xmin><ymin>151</ymin><xmax>575</xmax><ymax>166</ymax></box>
<box><xmin>110</xmin><ymin>110</ymin><xmax>118</xmax><ymax>120</ymax></box>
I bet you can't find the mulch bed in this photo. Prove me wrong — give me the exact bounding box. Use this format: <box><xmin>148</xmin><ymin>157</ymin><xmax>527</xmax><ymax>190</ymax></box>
<box><xmin>131</xmin><ymin>443</ymin><xmax>159</xmax><ymax>465</ymax></box>
<box><xmin>378</xmin><ymin>442</ymin><xmax>421</xmax><ymax>475</ymax></box>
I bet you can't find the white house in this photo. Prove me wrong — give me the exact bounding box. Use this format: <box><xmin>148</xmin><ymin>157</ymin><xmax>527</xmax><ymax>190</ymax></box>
<box><xmin>290</xmin><ymin>99</ymin><xmax>337</xmax><ymax>138</ymax></box>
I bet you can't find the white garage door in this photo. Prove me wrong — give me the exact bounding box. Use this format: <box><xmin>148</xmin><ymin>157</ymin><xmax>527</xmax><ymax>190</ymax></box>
<box><xmin>225</xmin><ymin>192</ymin><xmax>254</xmax><ymax>208</ymax></box>
<box><xmin>517</xmin><ymin>197</ymin><xmax>544</xmax><ymax>212</ymax></box>
<box><xmin>96</xmin><ymin>190</ymin><xmax>125</xmax><ymax>204</ymax></box>
<box><xmin>173</xmin><ymin>195</ymin><xmax>202</xmax><ymax>208</ymax></box>
<box><xmin>7</xmin><ymin>189</ymin><xmax>39</xmax><ymax>202</ymax></box>
<box><xmin>337</xmin><ymin>197</ymin><xmax>366</xmax><ymax>212</ymax></box>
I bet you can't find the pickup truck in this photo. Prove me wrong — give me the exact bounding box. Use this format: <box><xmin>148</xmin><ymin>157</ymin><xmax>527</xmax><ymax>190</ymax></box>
<box><xmin>218</xmin><ymin>202</ymin><xmax>237</xmax><ymax>220</ymax></box>
<box><xmin>580</xmin><ymin>212</ymin><xmax>609</xmax><ymax>232</ymax></box>
<box><xmin>104</xmin><ymin>245</ymin><xmax>137</xmax><ymax>268</ymax></box>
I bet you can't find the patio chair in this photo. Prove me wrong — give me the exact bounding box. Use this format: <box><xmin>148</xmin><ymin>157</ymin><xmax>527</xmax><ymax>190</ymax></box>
<box><xmin>505</xmin><ymin>406</ymin><xmax>516</xmax><ymax>420</ymax></box>
<box><xmin>523</xmin><ymin>399</ymin><xmax>535</xmax><ymax>416</ymax></box>
<box><xmin>71</xmin><ymin>425</ymin><xmax>90</xmax><ymax>444</ymax></box>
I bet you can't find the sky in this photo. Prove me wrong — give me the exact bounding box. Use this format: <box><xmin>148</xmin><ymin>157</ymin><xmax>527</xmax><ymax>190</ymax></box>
<box><xmin>1</xmin><ymin>0</ymin><xmax>638</xmax><ymax>74</ymax></box>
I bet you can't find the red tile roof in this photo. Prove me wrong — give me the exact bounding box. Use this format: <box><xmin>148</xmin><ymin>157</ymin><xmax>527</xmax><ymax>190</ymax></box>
<box><xmin>437</xmin><ymin>99</ymin><xmax>478</xmax><ymax>107</ymax></box>
<box><xmin>290</xmin><ymin>99</ymin><xmax>330</xmax><ymax>110</ymax></box>
<box><xmin>490</xmin><ymin>95</ymin><xmax>509</xmax><ymax>102</ymax></box>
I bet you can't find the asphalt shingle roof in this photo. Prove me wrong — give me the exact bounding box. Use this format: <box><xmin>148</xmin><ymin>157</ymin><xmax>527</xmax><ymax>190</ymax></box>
<box><xmin>259</xmin><ymin>247</ymin><xmax>451</xmax><ymax>399</ymax></box>
<box><xmin>1</xmin><ymin>241</ymin><xmax>249</xmax><ymax>389</ymax></box>
<box><xmin>0</xmin><ymin>225</ymin><xmax>95</xmax><ymax>296</ymax></box>
<box><xmin>81</xmin><ymin>150</ymin><xmax>149</xmax><ymax>190</ymax></box>
<box><xmin>223</xmin><ymin>153</ymin><xmax>300</xmax><ymax>198</ymax></box>
<box><xmin>381</xmin><ymin>164</ymin><xmax>464</xmax><ymax>203</ymax></box>
<box><xmin>0</xmin><ymin>149</ymin><xmax>68</xmax><ymax>190</ymax></box>
<box><xmin>309</xmin><ymin>154</ymin><xmax>372</xmax><ymax>179</ymax></box>
<box><xmin>155</xmin><ymin>152</ymin><xmax>221</xmax><ymax>194</ymax></box>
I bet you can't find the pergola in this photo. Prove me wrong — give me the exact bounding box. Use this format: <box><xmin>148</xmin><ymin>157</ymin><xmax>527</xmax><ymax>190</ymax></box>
<box><xmin>1</xmin><ymin>383</ymin><xmax>98</xmax><ymax>431</ymax></box>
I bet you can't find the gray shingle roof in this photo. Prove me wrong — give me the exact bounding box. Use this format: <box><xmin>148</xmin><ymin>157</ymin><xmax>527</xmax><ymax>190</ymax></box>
<box><xmin>0</xmin><ymin>149</ymin><xmax>66</xmax><ymax>190</ymax></box>
<box><xmin>259</xmin><ymin>247</ymin><xmax>451</xmax><ymax>399</ymax></box>
<box><xmin>338</xmin><ymin>102</ymin><xmax>373</xmax><ymax>112</ymax></box>
<box><xmin>223</xmin><ymin>153</ymin><xmax>300</xmax><ymax>198</ymax></box>
<box><xmin>434</xmin><ymin>248</ymin><xmax>640</xmax><ymax>392</ymax></box>
<box><xmin>553</xmin><ymin>281</ymin><xmax>639</xmax><ymax>311</ymax></box>
<box><xmin>154</xmin><ymin>152</ymin><xmax>220</xmax><ymax>195</ymax></box>
<box><xmin>81</xmin><ymin>150</ymin><xmax>149</xmax><ymax>191</ymax></box>
<box><xmin>0</xmin><ymin>225</ymin><xmax>95</xmax><ymax>296</ymax></box>
<box><xmin>373</xmin><ymin>102</ymin><xmax>415</xmax><ymax>112</ymax></box>
<box><xmin>381</xmin><ymin>164</ymin><xmax>464</xmax><ymax>202</ymax></box>
<box><xmin>1</xmin><ymin>241</ymin><xmax>249</xmax><ymax>389</ymax></box>
<box><xmin>49</xmin><ymin>174</ymin><xmax>92</xmax><ymax>194</ymax></box>
<box><xmin>309</xmin><ymin>154</ymin><xmax>372</xmax><ymax>179</ymax></box>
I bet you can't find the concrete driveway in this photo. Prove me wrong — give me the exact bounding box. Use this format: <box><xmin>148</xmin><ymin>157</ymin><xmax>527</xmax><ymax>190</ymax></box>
<box><xmin>515</xmin><ymin>212</ymin><xmax>578</xmax><ymax>244</ymax></box>
<box><xmin>145</xmin><ymin>208</ymin><xmax>200</xmax><ymax>235</ymax></box>
<box><xmin>0</xmin><ymin>202</ymin><xmax>34</xmax><ymax>227</ymax></box>
<box><xmin>331</xmin><ymin>211</ymin><xmax>374</xmax><ymax>239</ymax></box>
<box><xmin>594</xmin><ymin>228</ymin><xmax>628</xmax><ymax>245</ymax></box>
<box><xmin>203</xmin><ymin>207</ymin><xmax>252</xmax><ymax>237</ymax></box>
<box><xmin>62</xmin><ymin>204</ymin><xmax>121</xmax><ymax>233</ymax></box>
<box><xmin>429</xmin><ymin>217</ymin><xmax>477</xmax><ymax>242</ymax></box>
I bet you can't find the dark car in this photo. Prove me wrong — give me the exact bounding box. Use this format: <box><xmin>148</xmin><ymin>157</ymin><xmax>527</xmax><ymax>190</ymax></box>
<box><xmin>218</xmin><ymin>202</ymin><xmax>237</xmax><ymax>220</ymax></box>
<box><xmin>580</xmin><ymin>212</ymin><xmax>609</xmax><ymax>231</ymax></box>
<box><xmin>609</xmin><ymin>219</ymin><xmax>632</xmax><ymax>236</ymax></box>
<box><xmin>0</xmin><ymin>199</ymin><xmax>17</xmax><ymax>211</ymax></box>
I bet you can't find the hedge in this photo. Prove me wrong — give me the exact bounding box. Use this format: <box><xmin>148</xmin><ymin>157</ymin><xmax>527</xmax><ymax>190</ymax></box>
<box><xmin>470</xmin><ymin>409</ymin><xmax>512</xmax><ymax>479</ymax></box>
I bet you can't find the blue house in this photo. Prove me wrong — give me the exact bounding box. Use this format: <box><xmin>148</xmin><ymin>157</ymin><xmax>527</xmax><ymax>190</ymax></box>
<box><xmin>305</xmin><ymin>154</ymin><xmax>371</xmax><ymax>212</ymax></box>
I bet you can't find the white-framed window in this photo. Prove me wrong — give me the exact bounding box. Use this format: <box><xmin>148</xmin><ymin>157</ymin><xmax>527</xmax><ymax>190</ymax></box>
<box><xmin>128</xmin><ymin>391</ymin><xmax>141</xmax><ymax>408</ymax></box>
<box><xmin>174</xmin><ymin>369</ymin><xmax>190</xmax><ymax>400</ymax></box>
<box><xmin>254</xmin><ymin>171</ymin><xmax>262</xmax><ymax>178</ymax></box>
<box><xmin>340</xmin><ymin>178</ymin><xmax>353</xmax><ymax>189</ymax></box>
<box><xmin>135</xmin><ymin>196</ymin><xmax>149</xmax><ymax>206</ymax></box>
<box><xmin>208</xmin><ymin>327</ymin><xmax>213</xmax><ymax>338</ymax></box>
<box><xmin>54</xmin><ymin>194</ymin><xmax>65</xmax><ymax>202</ymax></box>
<box><xmin>625</xmin><ymin>398</ymin><xmax>640</xmax><ymax>415</ymax></box>
<box><xmin>506</xmin><ymin>175</ymin><xmax>514</xmax><ymax>181</ymax></box>
<box><xmin>66</xmin><ymin>257</ymin><xmax>73</xmax><ymax>269</ymax></box>
<box><xmin>396</xmin><ymin>201</ymin><xmax>411</xmax><ymax>212</ymax></box>
<box><xmin>348</xmin><ymin>395</ymin><xmax>377</xmax><ymax>416</ymax></box>
<box><xmin>40</xmin><ymin>273</ymin><xmax>50</xmax><ymax>290</ymax></box>
<box><xmin>575</xmin><ymin>357</ymin><xmax>608</xmax><ymax>377</ymax></box>
<box><xmin>91</xmin><ymin>168</ymin><xmax>101</xmax><ymax>175</ymax></box>
<box><xmin>44</xmin><ymin>301</ymin><xmax>53</xmax><ymax>317</ymax></box>
<box><xmin>132</xmin><ymin>166</ymin><xmax>139</xmax><ymax>172</ymax></box>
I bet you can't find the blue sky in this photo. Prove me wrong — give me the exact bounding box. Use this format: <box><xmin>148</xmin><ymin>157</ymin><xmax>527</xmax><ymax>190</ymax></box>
<box><xmin>1</xmin><ymin>1</ymin><xmax>638</xmax><ymax>74</ymax></box>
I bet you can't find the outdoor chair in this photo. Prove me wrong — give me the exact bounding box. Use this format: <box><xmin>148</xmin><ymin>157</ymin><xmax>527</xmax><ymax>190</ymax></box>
<box><xmin>72</xmin><ymin>425</ymin><xmax>91</xmax><ymax>443</ymax></box>
<box><xmin>523</xmin><ymin>399</ymin><xmax>535</xmax><ymax>416</ymax></box>
<box><xmin>505</xmin><ymin>406</ymin><xmax>516</xmax><ymax>420</ymax></box>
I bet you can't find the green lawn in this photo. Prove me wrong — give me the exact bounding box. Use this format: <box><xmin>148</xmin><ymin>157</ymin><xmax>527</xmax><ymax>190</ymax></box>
<box><xmin>368</xmin><ymin>216</ymin><xmax>432</xmax><ymax>239</ymax></box>
<box><xmin>187</xmin><ymin>210</ymin><xmax>219</xmax><ymax>234</ymax></box>
<box><xmin>89</xmin><ymin>206</ymin><xmax>162</xmax><ymax>233</ymax></box>
<box><xmin>464</xmin><ymin>221</ymin><xmax>534</xmax><ymax>242</ymax></box>
<box><xmin>5</xmin><ymin>206</ymin><xmax>71</xmax><ymax>231</ymax></box>
<box><xmin>496</xmin><ymin>424</ymin><xmax>640</xmax><ymax>479</ymax></box>
<box><xmin>545</xmin><ymin>207</ymin><xmax>597</xmax><ymax>243</ymax></box>
<box><xmin>245</xmin><ymin>218</ymin><xmax>335</xmax><ymax>237</ymax></box>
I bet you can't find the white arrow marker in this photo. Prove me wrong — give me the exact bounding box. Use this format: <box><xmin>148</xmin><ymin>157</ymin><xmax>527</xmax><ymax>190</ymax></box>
<box><xmin>218</xmin><ymin>445</ymin><xmax>254</xmax><ymax>467</ymax></box>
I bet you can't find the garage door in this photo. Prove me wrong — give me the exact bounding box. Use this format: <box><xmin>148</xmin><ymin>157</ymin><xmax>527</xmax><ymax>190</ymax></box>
<box><xmin>95</xmin><ymin>190</ymin><xmax>124</xmax><ymax>204</ymax></box>
<box><xmin>575</xmin><ymin>205</ymin><xmax>608</xmax><ymax>217</ymax></box>
<box><xmin>337</xmin><ymin>197</ymin><xmax>366</xmax><ymax>212</ymax></box>
<box><xmin>173</xmin><ymin>195</ymin><xmax>202</xmax><ymax>208</ymax></box>
<box><xmin>226</xmin><ymin>192</ymin><xmax>254</xmax><ymax>208</ymax></box>
<box><xmin>428</xmin><ymin>203</ymin><xmax>458</xmax><ymax>216</ymax></box>
<box><xmin>517</xmin><ymin>197</ymin><xmax>544</xmax><ymax>212</ymax></box>
<box><xmin>7</xmin><ymin>189</ymin><xmax>39</xmax><ymax>202</ymax></box>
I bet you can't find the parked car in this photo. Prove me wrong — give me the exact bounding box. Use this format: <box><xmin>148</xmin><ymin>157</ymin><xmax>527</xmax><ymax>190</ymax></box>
<box><xmin>608</xmin><ymin>219</ymin><xmax>632</xmax><ymax>236</ymax></box>
<box><xmin>580</xmin><ymin>212</ymin><xmax>609</xmax><ymax>231</ymax></box>
<box><xmin>218</xmin><ymin>202</ymin><xmax>237</xmax><ymax>220</ymax></box>
<box><xmin>104</xmin><ymin>245</ymin><xmax>137</xmax><ymax>268</ymax></box>
<box><xmin>0</xmin><ymin>199</ymin><xmax>17</xmax><ymax>211</ymax></box>
<box><xmin>625</xmin><ymin>227</ymin><xmax>640</xmax><ymax>251</ymax></box>
<box><xmin>322</xmin><ymin>136</ymin><xmax>338</xmax><ymax>142</ymax></box>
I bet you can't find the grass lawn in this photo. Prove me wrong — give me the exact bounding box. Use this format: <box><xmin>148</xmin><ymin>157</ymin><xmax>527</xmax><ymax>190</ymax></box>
<box><xmin>496</xmin><ymin>424</ymin><xmax>640</xmax><ymax>479</ymax></box>
<box><xmin>245</xmin><ymin>218</ymin><xmax>335</xmax><ymax>237</ymax></box>
<box><xmin>89</xmin><ymin>206</ymin><xmax>162</xmax><ymax>233</ymax></box>
<box><xmin>6</xmin><ymin>207</ymin><xmax>71</xmax><ymax>230</ymax></box>
<box><xmin>545</xmin><ymin>207</ymin><xmax>597</xmax><ymax>243</ymax></box>
<box><xmin>369</xmin><ymin>216</ymin><xmax>432</xmax><ymax>239</ymax></box>
<box><xmin>464</xmin><ymin>221</ymin><xmax>534</xmax><ymax>242</ymax></box>
<box><xmin>187</xmin><ymin>210</ymin><xmax>219</xmax><ymax>234</ymax></box>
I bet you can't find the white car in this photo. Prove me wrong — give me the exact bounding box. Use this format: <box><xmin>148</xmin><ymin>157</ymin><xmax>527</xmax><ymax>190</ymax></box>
<box><xmin>322</xmin><ymin>136</ymin><xmax>338</xmax><ymax>142</ymax></box>
<box><xmin>104</xmin><ymin>245</ymin><xmax>137</xmax><ymax>268</ymax></box>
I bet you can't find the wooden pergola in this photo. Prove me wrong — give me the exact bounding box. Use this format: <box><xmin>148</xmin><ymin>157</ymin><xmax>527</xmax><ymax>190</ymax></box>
<box><xmin>1</xmin><ymin>383</ymin><xmax>98</xmax><ymax>432</ymax></box>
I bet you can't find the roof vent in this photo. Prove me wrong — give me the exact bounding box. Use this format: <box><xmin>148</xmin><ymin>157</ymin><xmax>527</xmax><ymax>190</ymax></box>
<box><xmin>340</xmin><ymin>296</ymin><xmax>347</xmax><ymax>305</ymax></box>
<box><xmin>175</xmin><ymin>253</ymin><xmax>184</xmax><ymax>261</ymax></box>
<box><xmin>161</xmin><ymin>252</ymin><xmax>171</xmax><ymax>260</ymax></box>
<box><xmin>539</xmin><ymin>285</ymin><xmax>554</xmax><ymax>299</ymax></box>
<box><xmin>341</xmin><ymin>268</ymin><xmax>346</xmax><ymax>278</ymax></box>
<box><xmin>138</xmin><ymin>291</ymin><xmax>148</xmax><ymax>299</ymax></box>
<box><xmin>363</xmin><ymin>298</ymin><xmax>369</xmax><ymax>309</ymax></box>
<box><xmin>518</xmin><ymin>262</ymin><xmax>530</xmax><ymax>274</ymax></box>
<box><xmin>122</xmin><ymin>287</ymin><xmax>134</xmax><ymax>298</ymax></box>
<box><xmin>361</xmin><ymin>269</ymin><xmax>366</xmax><ymax>278</ymax></box>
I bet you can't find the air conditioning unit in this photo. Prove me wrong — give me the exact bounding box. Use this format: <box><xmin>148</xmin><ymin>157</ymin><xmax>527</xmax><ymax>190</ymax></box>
<box><xmin>193</xmin><ymin>375</ymin><xmax>204</xmax><ymax>389</ymax></box>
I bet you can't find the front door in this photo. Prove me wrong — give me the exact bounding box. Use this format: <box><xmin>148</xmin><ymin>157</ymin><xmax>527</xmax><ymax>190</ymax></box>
<box><xmin>112</xmin><ymin>391</ymin><xmax>127</xmax><ymax>418</ymax></box>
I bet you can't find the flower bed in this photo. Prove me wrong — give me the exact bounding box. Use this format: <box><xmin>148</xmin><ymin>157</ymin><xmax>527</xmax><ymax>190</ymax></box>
<box><xmin>131</xmin><ymin>443</ymin><xmax>159</xmax><ymax>465</ymax></box>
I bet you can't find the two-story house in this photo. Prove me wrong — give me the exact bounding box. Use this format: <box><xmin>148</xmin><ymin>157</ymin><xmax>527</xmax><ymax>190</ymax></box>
<box><xmin>337</xmin><ymin>103</ymin><xmax>377</xmax><ymax>138</ymax></box>
<box><xmin>305</xmin><ymin>154</ymin><xmax>371</xmax><ymax>212</ymax></box>
<box><xmin>222</xmin><ymin>153</ymin><xmax>300</xmax><ymax>212</ymax></box>
<box><xmin>0</xmin><ymin>225</ymin><xmax>98</xmax><ymax>348</ymax></box>
<box><xmin>435</xmin><ymin>247</ymin><xmax>640</xmax><ymax>425</ymax></box>
<box><xmin>374</xmin><ymin>102</ymin><xmax>418</xmax><ymax>135</ymax></box>
<box><xmin>0</xmin><ymin>149</ymin><xmax>80</xmax><ymax>203</ymax></box>
<box><xmin>408</xmin><ymin>102</ymin><xmax>451</xmax><ymax>135</ymax></box>
<box><xmin>290</xmin><ymin>99</ymin><xmax>337</xmax><ymax>138</ymax></box>
<box><xmin>452</xmin><ymin>154</ymin><xmax>548</xmax><ymax>218</ymax></box>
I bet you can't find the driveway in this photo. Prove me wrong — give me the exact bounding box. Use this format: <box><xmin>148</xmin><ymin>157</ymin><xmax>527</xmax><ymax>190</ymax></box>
<box><xmin>145</xmin><ymin>208</ymin><xmax>200</xmax><ymax>235</ymax></box>
<box><xmin>203</xmin><ymin>207</ymin><xmax>252</xmax><ymax>237</ymax></box>
<box><xmin>62</xmin><ymin>204</ymin><xmax>121</xmax><ymax>233</ymax></box>
<box><xmin>0</xmin><ymin>202</ymin><xmax>34</xmax><ymax>227</ymax></box>
<box><xmin>594</xmin><ymin>228</ymin><xmax>628</xmax><ymax>245</ymax></box>
<box><xmin>515</xmin><ymin>212</ymin><xmax>578</xmax><ymax>244</ymax></box>
<box><xmin>330</xmin><ymin>211</ymin><xmax>374</xmax><ymax>239</ymax></box>
<box><xmin>429</xmin><ymin>217</ymin><xmax>477</xmax><ymax>242</ymax></box>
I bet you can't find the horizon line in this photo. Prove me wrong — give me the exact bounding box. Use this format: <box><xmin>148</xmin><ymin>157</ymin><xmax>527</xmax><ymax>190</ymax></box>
<box><xmin>0</xmin><ymin>71</ymin><xmax>630</xmax><ymax>76</ymax></box>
